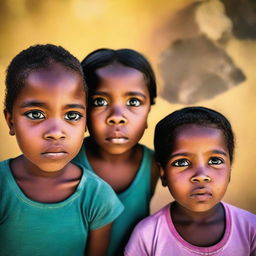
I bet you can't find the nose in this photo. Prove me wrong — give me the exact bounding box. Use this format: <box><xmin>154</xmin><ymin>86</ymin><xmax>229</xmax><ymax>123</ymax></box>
<box><xmin>106</xmin><ymin>106</ymin><xmax>127</xmax><ymax>125</ymax></box>
<box><xmin>190</xmin><ymin>166</ymin><xmax>212</xmax><ymax>183</ymax></box>
<box><xmin>43</xmin><ymin>119</ymin><xmax>66</xmax><ymax>140</ymax></box>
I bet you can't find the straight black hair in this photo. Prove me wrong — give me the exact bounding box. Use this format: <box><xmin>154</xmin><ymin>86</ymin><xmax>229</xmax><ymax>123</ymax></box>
<box><xmin>81</xmin><ymin>48</ymin><xmax>157</xmax><ymax>105</ymax></box>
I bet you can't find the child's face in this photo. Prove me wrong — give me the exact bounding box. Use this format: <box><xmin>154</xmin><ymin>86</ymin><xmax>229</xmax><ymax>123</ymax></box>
<box><xmin>87</xmin><ymin>63</ymin><xmax>151</xmax><ymax>155</ymax></box>
<box><xmin>5</xmin><ymin>63</ymin><xmax>86</xmax><ymax>173</ymax></box>
<box><xmin>161</xmin><ymin>124</ymin><xmax>231</xmax><ymax>213</ymax></box>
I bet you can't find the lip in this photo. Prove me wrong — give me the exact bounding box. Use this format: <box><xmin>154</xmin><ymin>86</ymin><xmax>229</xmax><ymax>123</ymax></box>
<box><xmin>106</xmin><ymin>137</ymin><xmax>129</xmax><ymax>144</ymax></box>
<box><xmin>41</xmin><ymin>146</ymin><xmax>67</xmax><ymax>160</ymax></box>
<box><xmin>41</xmin><ymin>152</ymin><xmax>67</xmax><ymax>160</ymax></box>
<box><xmin>190</xmin><ymin>188</ymin><xmax>213</xmax><ymax>201</ymax></box>
<box><xmin>105</xmin><ymin>131</ymin><xmax>128</xmax><ymax>144</ymax></box>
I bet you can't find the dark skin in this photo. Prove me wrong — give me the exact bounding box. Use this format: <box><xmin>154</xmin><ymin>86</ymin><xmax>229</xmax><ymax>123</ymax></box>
<box><xmin>171</xmin><ymin>201</ymin><xmax>225</xmax><ymax>247</ymax></box>
<box><xmin>86</xmin><ymin>138</ymin><xmax>159</xmax><ymax>194</ymax></box>
<box><xmin>10</xmin><ymin>155</ymin><xmax>81</xmax><ymax>203</ymax></box>
<box><xmin>4</xmin><ymin>64</ymin><xmax>112</xmax><ymax>256</ymax></box>
<box><xmin>86</xmin><ymin>64</ymin><xmax>159</xmax><ymax>195</ymax></box>
<box><xmin>11</xmin><ymin>156</ymin><xmax>112</xmax><ymax>255</ymax></box>
<box><xmin>161</xmin><ymin>125</ymin><xmax>231</xmax><ymax>248</ymax></box>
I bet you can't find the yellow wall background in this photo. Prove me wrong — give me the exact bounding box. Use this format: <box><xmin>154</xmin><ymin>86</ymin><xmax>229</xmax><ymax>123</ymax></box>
<box><xmin>0</xmin><ymin>0</ymin><xmax>255</xmax><ymax>213</ymax></box>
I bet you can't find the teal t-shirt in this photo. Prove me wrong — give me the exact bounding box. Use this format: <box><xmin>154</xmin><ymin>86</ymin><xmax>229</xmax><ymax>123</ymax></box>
<box><xmin>72</xmin><ymin>138</ymin><xmax>154</xmax><ymax>256</ymax></box>
<box><xmin>0</xmin><ymin>159</ymin><xmax>124</xmax><ymax>256</ymax></box>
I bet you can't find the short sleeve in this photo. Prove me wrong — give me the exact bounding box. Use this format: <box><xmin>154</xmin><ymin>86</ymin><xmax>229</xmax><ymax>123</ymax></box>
<box><xmin>124</xmin><ymin>221</ymin><xmax>148</xmax><ymax>256</ymax></box>
<box><xmin>84</xmin><ymin>173</ymin><xmax>124</xmax><ymax>230</ymax></box>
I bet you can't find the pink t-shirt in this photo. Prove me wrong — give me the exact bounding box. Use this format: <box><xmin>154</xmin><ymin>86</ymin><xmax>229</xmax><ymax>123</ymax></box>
<box><xmin>125</xmin><ymin>202</ymin><xmax>256</xmax><ymax>255</ymax></box>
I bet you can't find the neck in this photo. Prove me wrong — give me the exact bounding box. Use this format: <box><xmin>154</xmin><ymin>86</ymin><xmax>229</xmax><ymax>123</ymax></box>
<box><xmin>12</xmin><ymin>155</ymin><xmax>69</xmax><ymax>179</ymax></box>
<box><xmin>86</xmin><ymin>137</ymin><xmax>140</xmax><ymax>163</ymax></box>
<box><xmin>171</xmin><ymin>201</ymin><xmax>224</xmax><ymax>224</ymax></box>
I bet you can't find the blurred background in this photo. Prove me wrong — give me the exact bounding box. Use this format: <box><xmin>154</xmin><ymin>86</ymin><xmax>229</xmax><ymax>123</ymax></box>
<box><xmin>0</xmin><ymin>0</ymin><xmax>255</xmax><ymax>213</ymax></box>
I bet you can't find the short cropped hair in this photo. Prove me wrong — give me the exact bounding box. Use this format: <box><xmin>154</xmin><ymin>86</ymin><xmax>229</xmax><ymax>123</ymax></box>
<box><xmin>81</xmin><ymin>48</ymin><xmax>157</xmax><ymax>105</ymax></box>
<box><xmin>154</xmin><ymin>106</ymin><xmax>235</xmax><ymax>168</ymax></box>
<box><xmin>5</xmin><ymin>44</ymin><xmax>86</xmax><ymax>113</ymax></box>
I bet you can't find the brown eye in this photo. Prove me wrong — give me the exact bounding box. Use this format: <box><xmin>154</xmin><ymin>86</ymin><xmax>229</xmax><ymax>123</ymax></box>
<box><xmin>92</xmin><ymin>97</ymin><xmax>108</xmax><ymax>106</ymax></box>
<box><xmin>25</xmin><ymin>110</ymin><xmax>45</xmax><ymax>120</ymax></box>
<box><xmin>64</xmin><ymin>112</ymin><xmax>82</xmax><ymax>121</ymax></box>
<box><xmin>209</xmin><ymin>157</ymin><xmax>224</xmax><ymax>165</ymax></box>
<box><xmin>127</xmin><ymin>98</ymin><xmax>141</xmax><ymax>106</ymax></box>
<box><xmin>171</xmin><ymin>159</ymin><xmax>190</xmax><ymax>167</ymax></box>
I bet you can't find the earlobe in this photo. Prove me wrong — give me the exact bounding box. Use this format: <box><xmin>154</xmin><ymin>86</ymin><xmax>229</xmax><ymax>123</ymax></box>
<box><xmin>9</xmin><ymin>130</ymin><xmax>15</xmax><ymax>136</ymax></box>
<box><xmin>4</xmin><ymin>109</ymin><xmax>15</xmax><ymax>136</ymax></box>
<box><xmin>160</xmin><ymin>166</ymin><xmax>168</xmax><ymax>187</ymax></box>
<box><xmin>145</xmin><ymin>106</ymin><xmax>151</xmax><ymax>129</ymax></box>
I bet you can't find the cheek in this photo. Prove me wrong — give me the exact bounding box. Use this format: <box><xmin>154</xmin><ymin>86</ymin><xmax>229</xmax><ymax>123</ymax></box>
<box><xmin>167</xmin><ymin>173</ymin><xmax>187</xmax><ymax>191</ymax></box>
<box><xmin>15</xmin><ymin>122</ymin><xmax>38</xmax><ymax>141</ymax></box>
<box><xmin>132</xmin><ymin>114</ymin><xmax>149</xmax><ymax>131</ymax></box>
<box><xmin>87</xmin><ymin>111</ymin><xmax>104</xmax><ymax>128</ymax></box>
<box><xmin>215</xmin><ymin>175</ymin><xmax>230</xmax><ymax>192</ymax></box>
<box><xmin>71</xmin><ymin>121</ymin><xmax>86</xmax><ymax>137</ymax></box>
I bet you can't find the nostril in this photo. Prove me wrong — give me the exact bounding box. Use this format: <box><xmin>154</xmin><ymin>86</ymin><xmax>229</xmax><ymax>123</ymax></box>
<box><xmin>191</xmin><ymin>177</ymin><xmax>198</xmax><ymax>183</ymax></box>
<box><xmin>204</xmin><ymin>176</ymin><xmax>211</xmax><ymax>182</ymax></box>
<box><xmin>107</xmin><ymin>116</ymin><xmax>127</xmax><ymax>125</ymax></box>
<box><xmin>191</xmin><ymin>175</ymin><xmax>212</xmax><ymax>183</ymax></box>
<box><xmin>108</xmin><ymin>119</ymin><xmax>115</xmax><ymax>125</ymax></box>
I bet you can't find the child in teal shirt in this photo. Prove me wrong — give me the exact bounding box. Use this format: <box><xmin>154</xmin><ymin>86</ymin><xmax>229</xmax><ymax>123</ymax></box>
<box><xmin>73</xmin><ymin>48</ymin><xmax>159</xmax><ymax>255</ymax></box>
<box><xmin>0</xmin><ymin>44</ymin><xmax>123</xmax><ymax>256</ymax></box>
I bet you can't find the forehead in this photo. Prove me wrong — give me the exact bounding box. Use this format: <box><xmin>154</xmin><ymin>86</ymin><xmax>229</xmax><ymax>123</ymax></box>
<box><xmin>18</xmin><ymin>64</ymin><xmax>85</xmax><ymax>103</ymax></box>
<box><xmin>27</xmin><ymin>63</ymin><xmax>82</xmax><ymax>86</ymax></box>
<box><xmin>172</xmin><ymin>124</ymin><xmax>227</xmax><ymax>149</ymax></box>
<box><xmin>96</xmin><ymin>63</ymin><xmax>142</xmax><ymax>77</ymax></box>
<box><xmin>95</xmin><ymin>63</ymin><xmax>148</xmax><ymax>91</ymax></box>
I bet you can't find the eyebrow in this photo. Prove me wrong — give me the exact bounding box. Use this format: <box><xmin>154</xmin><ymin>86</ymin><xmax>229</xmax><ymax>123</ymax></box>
<box><xmin>92</xmin><ymin>91</ymin><xmax>147</xmax><ymax>98</ymax></box>
<box><xmin>169</xmin><ymin>153</ymin><xmax>190</xmax><ymax>159</ymax></box>
<box><xmin>170</xmin><ymin>150</ymin><xmax>228</xmax><ymax>159</ymax></box>
<box><xmin>126</xmin><ymin>92</ymin><xmax>147</xmax><ymax>98</ymax></box>
<box><xmin>212</xmin><ymin>149</ymin><xmax>228</xmax><ymax>156</ymax></box>
<box><xmin>20</xmin><ymin>101</ymin><xmax>85</xmax><ymax>110</ymax></box>
<box><xmin>20</xmin><ymin>101</ymin><xmax>46</xmax><ymax>108</ymax></box>
<box><xmin>65</xmin><ymin>104</ymin><xmax>86</xmax><ymax>110</ymax></box>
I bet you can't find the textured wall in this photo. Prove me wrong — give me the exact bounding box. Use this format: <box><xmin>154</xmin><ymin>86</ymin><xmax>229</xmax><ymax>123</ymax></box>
<box><xmin>0</xmin><ymin>0</ymin><xmax>255</xmax><ymax>213</ymax></box>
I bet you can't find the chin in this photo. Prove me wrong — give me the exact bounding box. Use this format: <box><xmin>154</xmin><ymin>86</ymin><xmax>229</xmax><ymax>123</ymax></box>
<box><xmin>37</xmin><ymin>162</ymin><xmax>69</xmax><ymax>173</ymax></box>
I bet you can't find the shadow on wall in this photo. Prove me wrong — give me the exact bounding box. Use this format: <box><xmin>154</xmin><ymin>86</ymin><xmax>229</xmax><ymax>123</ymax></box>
<box><xmin>157</xmin><ymin>0</ymin><xmax>256</xmax><ymax>104</ymax></box>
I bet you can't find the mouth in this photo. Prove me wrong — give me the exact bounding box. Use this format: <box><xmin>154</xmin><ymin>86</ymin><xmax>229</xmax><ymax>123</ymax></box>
<box><xmin>106</xmin><ymin>136</ymin><xmax>128</xmax><ymax>144</ymax></box>
<box><xmin>190</xmin><ymin>188</ymin><xmax>213</xmax><ymax>201</ymax></box>
<box><xmin>41</xmin><ymin>146</ymin><xmax>67</xmax><ymax>160</ymax></box>
<box><xmin>41</xmin><ymin>152</ymin><xmax>67</xmax><ymax>160</ymax></box>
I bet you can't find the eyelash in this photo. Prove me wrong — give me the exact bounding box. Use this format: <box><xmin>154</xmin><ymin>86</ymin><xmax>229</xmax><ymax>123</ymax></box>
<box><xmin>91</xmin><ymin>98</ymin><xmax>108</xmax><ymax>107</ymax></box>
<box><xmin>171</xmin><ymin>157</ymin><xmax>224</xmax><ymax>167</ymax></box>
<box><xmin>64</xmin><ymin>112</ymin><xmax>83</xmax><ymax>121</ymax></box>
<box><xmin>208</xmin><ymin>157</ymin><xmax>224</xmax><ymax>165</ymax></box>
<box><xmin>91</xmin><ymin>97</ymin><xmax>142</xmax><ymax>107</ymax></box>
<box><xmin>127</xmin><ymin>98</ymin><xmax>141</xmax><ymax>107</ymax></box>
<box><xmin>24</xmin><ymin>110</ymin><xmax>83</xmax><ymax>121</ymax></box>
<box><xmin>25</xmin><ymin>110</ymin><xmax>45</xmax><ymax>120</ymax></box>
<box><xmin>171</xmin><ymin>159</ymin><xmax>190</xmax><ymax>167</ymax></box>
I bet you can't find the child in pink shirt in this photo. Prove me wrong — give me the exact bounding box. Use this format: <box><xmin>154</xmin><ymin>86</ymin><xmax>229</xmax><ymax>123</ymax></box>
<box><xmin>125</xmin><ymin>106</ymin><xmax>256</xmax><ymax>255</ymax></box>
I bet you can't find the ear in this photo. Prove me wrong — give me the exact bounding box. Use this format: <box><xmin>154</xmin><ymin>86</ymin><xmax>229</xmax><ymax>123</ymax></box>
<box><xmin>4</xmin><ymin>109</ymin><xmax>15</xmax><ymax>136</ymax></box>
<box><xmin>145</xmin><ymin>121</ymin><xmax>148</xmax><ymax>129</ymax></box>
<box><xmin>160</xmin><ymin>166</ymin><xmax>168</xmax><ymax>187</ymax></box>
<box><xmin>145</xmin><ymin>106</ymin><xmax>151</xmax><ymax>129</ymax></box>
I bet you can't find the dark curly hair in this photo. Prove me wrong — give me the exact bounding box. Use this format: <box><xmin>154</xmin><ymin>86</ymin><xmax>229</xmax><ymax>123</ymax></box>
<box><xmin>5</xmin><ymin>44</ymin><xmax>86</xmax><ymax>113</ymax></box>
<box><xmin>154</xmin><ymin>106</ymin><xmax>235</xmax><ymax>168</ymax></box>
